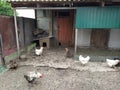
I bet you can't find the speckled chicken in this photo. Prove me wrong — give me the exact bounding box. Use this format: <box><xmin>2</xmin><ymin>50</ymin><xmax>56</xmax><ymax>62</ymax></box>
<box><xmin>24</xmin><ymin>71</ymin><xmax>43</xmax><ymax>84</ymax></box>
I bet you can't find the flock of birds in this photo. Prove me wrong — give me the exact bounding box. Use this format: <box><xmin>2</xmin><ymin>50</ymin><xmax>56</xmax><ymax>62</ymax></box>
<box><xmin>7</xmin><ymin>47</ymin><xmax>45</xmax><ymax>87</ymax></box>
<box><xmin>8</xmin><ymin>46</ymin><xmax>120</xmax><ymax>87</ymax></box>
<box><xmin>64</xmin><ymin>47</ymin><xmax>120</xmax><ymax>68</ymax></box>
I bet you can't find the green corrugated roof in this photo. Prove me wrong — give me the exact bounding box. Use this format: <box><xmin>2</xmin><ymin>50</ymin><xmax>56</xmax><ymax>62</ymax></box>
<box><xmin>75</xmin><ymin>6</ymin><xmax>120</xmax><ymax>29</ymax></box>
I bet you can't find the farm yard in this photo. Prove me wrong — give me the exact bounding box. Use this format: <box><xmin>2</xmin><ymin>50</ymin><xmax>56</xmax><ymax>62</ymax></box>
<box><xmin>0</xmin><ymin>48</ymin><xmax>120</xmax><ymax>90</ymax></box>
<box><xmin>1</xmin><ymin>0</ymin><xmax>120</xmax><ymax>90</ymax></box>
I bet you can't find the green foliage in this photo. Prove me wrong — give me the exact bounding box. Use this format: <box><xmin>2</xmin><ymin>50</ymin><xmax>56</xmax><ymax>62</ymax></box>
<box><xmin>0</xmin><ymin>0</ymin><xmax>14</xmax><ymax>16</ymax></box>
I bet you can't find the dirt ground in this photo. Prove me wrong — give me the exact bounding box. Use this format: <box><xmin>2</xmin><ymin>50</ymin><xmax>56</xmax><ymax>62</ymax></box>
<box><xmin>0</xmin><ymin>48</ymin><xmax>120</xmax><ymax>90</ymax></box>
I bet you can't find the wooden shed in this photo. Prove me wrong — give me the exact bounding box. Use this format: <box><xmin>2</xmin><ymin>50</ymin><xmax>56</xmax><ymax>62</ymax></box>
<box><xmin>6</xmin><ymin>0</ymin><xmax>120</xmax><ymax>54</ymax></box>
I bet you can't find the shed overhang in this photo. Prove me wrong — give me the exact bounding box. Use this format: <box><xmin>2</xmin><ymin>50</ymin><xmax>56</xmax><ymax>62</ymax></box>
<box><xmin>5</xmin><ymin>0</ymin><xmax>120</xmax><ymax>7</ymax></box>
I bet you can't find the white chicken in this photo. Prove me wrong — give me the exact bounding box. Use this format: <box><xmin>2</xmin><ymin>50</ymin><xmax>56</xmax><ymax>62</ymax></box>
<box><xmin>35</xmin><ymin>47</ymin><xmax>44</xmax><ymax>56</ymax></box>
<box><xmin>106</xmin><ymin>59</ymin><xmax>119</xmax><ymax>68</ymax></box>
<box><xmin>24</xmin><ymin>71</ymin><xmax>43</xmax><ymax>84</ymax></box>
<box><xmin>79</xmin><ymin>55</ymin><xmax>90</xmax><ymax>65</ymax></box>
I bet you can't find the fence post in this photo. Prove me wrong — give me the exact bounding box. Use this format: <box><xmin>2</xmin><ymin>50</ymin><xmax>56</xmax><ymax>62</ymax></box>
<box><xmin>13</xmin><ymin>8</ymin><xmax>20</xmax><ymax>59</ymax></box>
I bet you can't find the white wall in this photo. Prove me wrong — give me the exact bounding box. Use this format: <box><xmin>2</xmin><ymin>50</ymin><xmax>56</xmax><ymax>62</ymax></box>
<box><xmin>16</xmin><ymin>9</ymin><xmax>35</xmax><ymax>19</ymax></box>
<box><xmin>108</xmin><ymin>29</ymin><xmax>120</xmax><ymax>49</ymax></box>
<box><xmin>77</xmin><ymin>29</ymin><xmax>92</xmax><ymax>47</ymax></box>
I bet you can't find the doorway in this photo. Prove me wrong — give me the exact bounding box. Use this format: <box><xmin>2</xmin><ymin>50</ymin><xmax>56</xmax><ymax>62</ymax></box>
<box><xmin>56</xmin><ymin>10</ymin><xmax>74</xmax><ymax>47</ymax></box>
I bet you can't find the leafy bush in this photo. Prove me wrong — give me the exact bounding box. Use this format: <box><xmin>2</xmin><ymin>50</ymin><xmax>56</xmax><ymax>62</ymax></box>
<box><xmin>0</xmin><ymin>0</ymin><xmax>14</xmax><ymax>16</ymax></box>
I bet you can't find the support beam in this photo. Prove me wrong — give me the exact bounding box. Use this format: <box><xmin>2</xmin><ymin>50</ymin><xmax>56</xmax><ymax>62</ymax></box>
<box><xmin>13</xmin><ymin>8</ymin><xmax>20</xmax><ymax>59</ymax></box>
<box><xmin>101</xmin><ymin>1</ymin><xmax>105</xmax><ymax>7</ymax></box>
<box><xmin>49</xmin><ymin>10</ymin><xmax>52</xmax><ymax>36</ymax></box>
<box><xmin>0</xmin><ymin>34</ymin><xmax>5</xmax><ymax>66</ymax></box>
<box><xmin>14</xmin><ymin>7</ymin><xmax>77</xmax><ymax>10</ymax></box>
<box><xmin>75</xmin><ymin>28</ymin><xmax>78</xmax><ymax>54</ymax></box>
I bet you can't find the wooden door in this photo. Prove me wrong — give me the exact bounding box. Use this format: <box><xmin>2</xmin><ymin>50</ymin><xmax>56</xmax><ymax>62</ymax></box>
<box><xmin>56</xmin><ymin>12</ymin><xmax>74</xmax><ymax>46</ymax></box>
<box><xmin>91</xmin><ymin>29</ymin><xmax>109</xmax><ymax>48</ymax></box>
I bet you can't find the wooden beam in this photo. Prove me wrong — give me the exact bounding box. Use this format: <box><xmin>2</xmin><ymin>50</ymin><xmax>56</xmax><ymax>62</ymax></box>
<box><xmin>14</xmin><ymin>7</ymin><xmax>77</xmax><ymax>10</ymax></box>
<box><xmin>49</xmin><ymin>10</ymin><xmax>52</xmax><ymax>36</ymax></box>
<box><xmin>0</xmin><ymin>34</ymin><xmax>5</xmax><ymax>66</ymax></box>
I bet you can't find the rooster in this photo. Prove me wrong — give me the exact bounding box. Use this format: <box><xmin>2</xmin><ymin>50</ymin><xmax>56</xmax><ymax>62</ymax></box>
<box><xmin>79</xmin><ymin>55</ymin><xmax>90</xmax><ymax>65</ymax></box>
<box><xmin>24</xmin><ymin>71</ymin><xmax>43</xmax><ymax>84</ymax></box>
<box><xmin>65</xmin><ymin>48</ymin><xmax>73</xmax><ymax>58</ymax></box>
<box><xmin>106</xmin><ymin>59</ymin><xmax>120</xmax><ymax>68</ymax></box>
<box><xmin>35</xmin><ymin>47</ymin><xmax>44</xmax><ymax>56</ymax></box>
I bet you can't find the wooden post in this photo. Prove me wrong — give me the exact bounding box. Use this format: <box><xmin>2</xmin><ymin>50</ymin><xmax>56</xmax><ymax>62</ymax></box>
<box><xmin>75</xmin><ymin>28</ymin><xmax>78</xmax><ymax>54</ymax></box>
<box><xmin>0</xmin><ymin>34</ymin><xmax>5</xmax><ymax>66</ymax></box>
<box><xmin>49</xmin><ymin>10</ymin><xmax>52</xmax><ymax>37</ymax></box>
<box><xmin>13</xmin><ymin>9</ymin><xmax>20</xmax><ymax>59</ymax></box>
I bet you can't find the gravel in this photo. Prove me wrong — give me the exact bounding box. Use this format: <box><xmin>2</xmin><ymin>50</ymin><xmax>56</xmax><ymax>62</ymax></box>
<box><xmin>0</xmin><ymin>48</ymin><xmax>120</xmax><ymax>90</ymax></box>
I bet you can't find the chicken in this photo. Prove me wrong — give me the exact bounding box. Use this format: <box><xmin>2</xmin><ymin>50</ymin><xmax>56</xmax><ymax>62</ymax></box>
<box><xmin>9</xmin><ymin>60</ymin><xmax>18</xmax><ymax>70</ymax></box>
<box><xmin>24</xmin><ymin>75</ymin><xmax>36</xmax><ymax>84</ymax></box>
<box><xmin>24</xmin><ymin>71</ymin><xmax>43</xmax><ymax>84</ymax></box>
<box><xmin>79</xmin><ymin>55</ymin><xmax>90</xmax><ymax>65</ymax></box>
<box><xmin>65</xmin><ymin>48</ymin><xmax>73</xmax><ymax>58</ymax></box>
<box><xmin>35</xmin><ymin>47</ymin><xmax>44</xmax><ymax>56</ymax></box>
<box><xmin>106</xmin><ymin>59</ymin><xmax>119</xmax><ymax>68</ymax></box>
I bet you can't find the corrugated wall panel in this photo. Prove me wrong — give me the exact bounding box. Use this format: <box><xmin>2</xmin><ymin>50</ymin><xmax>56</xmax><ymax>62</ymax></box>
<box><xmin>75</xmin><ymin>6</ymin><xmax>120</xmax><ymax>28</ymax></box>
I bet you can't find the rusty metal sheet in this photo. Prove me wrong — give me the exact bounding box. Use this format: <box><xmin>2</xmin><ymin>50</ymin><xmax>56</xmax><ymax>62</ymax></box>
<box><xmin>0</xmin><ymin>16</ymin><xmax>16</xmax><ymax>56</ymax></box>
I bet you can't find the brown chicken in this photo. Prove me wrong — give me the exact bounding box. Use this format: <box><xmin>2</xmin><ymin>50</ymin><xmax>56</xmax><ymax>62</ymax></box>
<box><xmin>65</xmin><ymin>48</ymin><xmax>73</xmax><ymax>58</ymax></box>
<box><xmin>9</xmin><ymin>60</ymin><xmax>18</xmax><ymax>69</ymax></box>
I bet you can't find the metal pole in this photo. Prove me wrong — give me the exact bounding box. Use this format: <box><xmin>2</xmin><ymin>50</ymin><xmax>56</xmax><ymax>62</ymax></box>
<box><xmin>75</xmin><ymin>28</ymin><xmax>78</xmax><ymax>54</ymax></box>
<box><xmin>13</xmin><ymin>8</ymin><xmax>20</xmax><ymax>59</ymax></box>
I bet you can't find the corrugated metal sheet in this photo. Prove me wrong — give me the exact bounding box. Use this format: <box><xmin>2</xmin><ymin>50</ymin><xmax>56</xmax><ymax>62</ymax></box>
<box><xmin>75</xmin><ymin>6</ymin><xmax>120</xmax><ymax>28</ymax></box>
<box><xmin>0</xmin><ymin>16</ymin><xmax>16</xmax><ymax>55</ymax></box>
